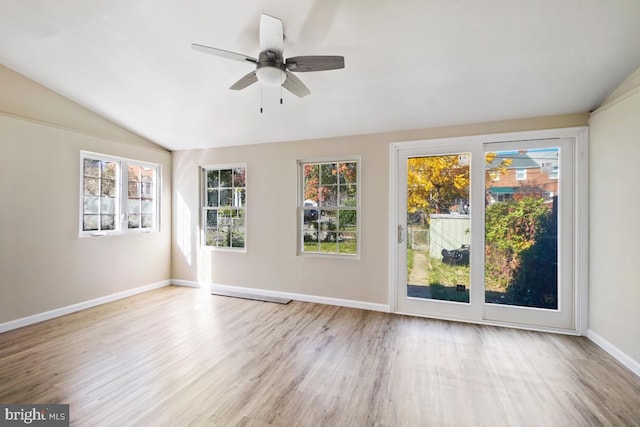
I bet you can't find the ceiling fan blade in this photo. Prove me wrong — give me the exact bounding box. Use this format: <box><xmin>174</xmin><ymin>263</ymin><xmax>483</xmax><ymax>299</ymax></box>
<box><xmin>230</xmin><ymin>71</ymin><xmax>258</xmax><ymax>90</ymax></box>
<box><xmin>282</xmin><ymin>71</ymin><xmax>311</xmax><ymax>97</ymax></box>
<box><xmin>191</xmin><ymin>43</ymin><xmax>257</xmax><ymax>64</ymax></box>
<box><xmin>260</xmin><ymin>14</ymin><xmax>284</xmax><ymax>55</ymax></box>
<box><xmin>286</xmin><ymin>56</ymin><xmax>344</xmax><ymax>72</ymax></box>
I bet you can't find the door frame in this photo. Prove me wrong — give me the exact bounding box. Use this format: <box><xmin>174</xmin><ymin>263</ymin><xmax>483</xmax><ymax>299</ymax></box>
<box><xmin>388</xmin><ymin>127</ymin><xmax>589</xmax><ymax>335</ymax></box>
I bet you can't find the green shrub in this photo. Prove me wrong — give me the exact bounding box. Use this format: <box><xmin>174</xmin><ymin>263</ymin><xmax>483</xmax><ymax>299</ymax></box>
<box><xmin>485</xmin><ymin>196</ymin><xmax>556</xmax><ymax>307</ymax></box>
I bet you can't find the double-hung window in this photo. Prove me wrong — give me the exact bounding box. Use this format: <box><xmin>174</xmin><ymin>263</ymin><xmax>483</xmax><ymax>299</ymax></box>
<box><xmin>80</xmin><ymin>152</ymin><xmax>160</xmax><ymax>236</ymax></box>
<box><xmin>299</xmin><ymin>158</ymin><xmax>360</xmax><ymax>256</ymax></box>
<box><xmin>202</xmin><ymin>165</ymin><xmax>247</xmax><ymax>249</ymax></box>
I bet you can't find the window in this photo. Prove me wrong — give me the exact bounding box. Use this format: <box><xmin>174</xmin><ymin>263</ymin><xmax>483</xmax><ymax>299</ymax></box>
<box><xmin>80</xmin><ymin>152</ymin><xmax>160</xmax><ymax>236</ymax></box>
<box><xmin>202</xmin><ymin>165</ymin><xmax>246</xmax><ymax>249</ymax></box>
<box><xmin>299</xmin><ymin>159</ymin><xmax>359</xmax><ymax>256</ymax></box>
<box><xmin>495</xmin><ymin>193</ymin><xmax>514</xmax><ymax>203</ymax></box>
<box><xmin>127</xmin><ymin>164</ymin><xmax>157</xmax><ymax>229</ymax></box>
<box><xmin>516</xmin><ymin>169</ymin><xmax>527</xmax><ymax>180</ymax></box>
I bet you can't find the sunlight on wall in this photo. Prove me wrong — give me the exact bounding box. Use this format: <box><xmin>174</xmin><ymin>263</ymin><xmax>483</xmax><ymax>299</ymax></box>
<box><xmin>197</xmin><ymin>246</ymin><xmax>212</xmax><ymax>286</ymax></box>
<box><xmin>176</xmin><ymin>192</ymin><xmax>192</xmax><ymax>267</ymax></box>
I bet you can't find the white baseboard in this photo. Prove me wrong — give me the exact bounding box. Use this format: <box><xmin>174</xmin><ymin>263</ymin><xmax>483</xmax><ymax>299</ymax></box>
<box><xmin>587</xmin><ymin>329</ymin><xmax>640</xmax><ymax>378</ymax></box>
<box><xmin>171</xmin><ymin>279</ymin><xmax>205</xmax><ymax>288</ymax></box>
<box><xmin>172</xmin><ymin>280</ymin><xmax>390</xmax><ymax>313</ymax></box>
<box><xmin>0</xmin><ymin>280</ymin><xmax>171</xmax><ymax>333</ymax></box>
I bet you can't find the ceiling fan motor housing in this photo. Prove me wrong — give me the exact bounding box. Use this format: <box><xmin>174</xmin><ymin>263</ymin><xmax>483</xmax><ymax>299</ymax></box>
<box><xmin>256</xmin><ymin>50</ymin><xmax>285</xmax><ymax>86</ymax></box>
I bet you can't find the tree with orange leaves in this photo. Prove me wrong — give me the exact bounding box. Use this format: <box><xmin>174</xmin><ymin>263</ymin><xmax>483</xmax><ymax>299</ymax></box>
<box><xmin>407</xmin><ymin>153</ymin><xmax>510</xmax><ymax>218</ymax></box>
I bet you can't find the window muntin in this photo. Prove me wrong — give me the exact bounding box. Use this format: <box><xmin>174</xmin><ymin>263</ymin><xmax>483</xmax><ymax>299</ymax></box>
<box><xmin>202</xmin><ymin>165</ymin><xmax>246</xmax><ymax>249</ymax></box>
<box><xmin>300</xmin><ymin>160</ymin><xmax>359</xmax><ymax>256</ymax></box>
<box><xmin>80</xmin><ymin>152</ymin><xmax>160</xmax><ymax>236</ymax></box>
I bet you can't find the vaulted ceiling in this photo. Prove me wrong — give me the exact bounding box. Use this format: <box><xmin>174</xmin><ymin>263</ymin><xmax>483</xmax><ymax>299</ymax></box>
<box><xmin>1</xmin><ymin>0</ymin><xmax>640</xmax><ymax>150</ymax></box>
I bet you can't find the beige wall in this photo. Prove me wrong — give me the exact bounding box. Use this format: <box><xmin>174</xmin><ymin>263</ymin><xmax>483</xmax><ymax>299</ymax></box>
<box><xmin>0</xmin><ymin>67</ymin><xmax>172</xmax><ymax>324</ymax></box>
<box><xmin>589</xmin><ymin>68</ymin><xmax>640</xmax><ymax>365</ymax></box>
<box><xmin>172</xmin><ymin>113</ymin><xmax>588</xmax><ymax>305</ymax></box>
<box><xmin>0</xmin><ymin>65</ymin><xmax>158</xmax><ymax>149</ymax></box>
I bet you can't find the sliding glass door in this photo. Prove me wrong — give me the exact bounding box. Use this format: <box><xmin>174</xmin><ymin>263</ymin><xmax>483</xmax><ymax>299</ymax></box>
<box><xmin>395</xmin><ymin>141</ymin><xmax>481</xmax><ymax>322</ymax></box>
<box><xmin>392</xmin><ymin>130</ymin><xmax>586</xmax><ymax>332</ymax></box>
<box><xmin>406</xmin><ymin>153</ymin><xmax>471</xmax><ymax>304</ymax></box>
<box><xmin>482</xmin><ymin>139</ymin><xmax>575</xmax><ymax>329</ymax></box>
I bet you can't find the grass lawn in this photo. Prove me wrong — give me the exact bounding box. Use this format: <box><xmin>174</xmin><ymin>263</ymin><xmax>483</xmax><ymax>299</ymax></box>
<box><xmin>407</xmin><ymin>249</ymin><xmax>414</xmax><ymax>275</ymax></box>
<box><xmin>426</xmin><ymin>256</ymin><xmax>507</xmax><ymax>303</ymax></box>
<box><xmin>303</xmin><ymin>240</ymin><xmax>357</xmax><ymax>255</ymax></box>
<box><xmin>429</xmin><ymin>258</ymin><xmax>469</xmax><ymax>286</ymax></box>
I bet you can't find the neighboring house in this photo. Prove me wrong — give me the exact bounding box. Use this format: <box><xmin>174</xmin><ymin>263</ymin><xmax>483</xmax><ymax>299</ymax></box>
<box><xmin>486</xmin><ymin>150</ymin><xmax>559</xmax><ymax>204</ymax></box>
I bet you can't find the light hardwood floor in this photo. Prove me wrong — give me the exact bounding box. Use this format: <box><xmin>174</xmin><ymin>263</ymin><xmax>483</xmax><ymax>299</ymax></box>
<box><xmin>1</xmin><ymin>286</ymin><xmax>639</xmax><ymax>426</ymax></box>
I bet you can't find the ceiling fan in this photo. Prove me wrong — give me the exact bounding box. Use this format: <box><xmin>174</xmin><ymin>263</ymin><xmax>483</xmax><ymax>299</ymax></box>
<box><xmin>192</xmin><ymin>14</ymin><xmax>345</xmax><ymax>98</ymax></box>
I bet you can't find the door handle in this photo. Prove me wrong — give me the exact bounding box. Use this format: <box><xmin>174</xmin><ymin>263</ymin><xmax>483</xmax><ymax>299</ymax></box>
<box><xmin>398</xmin><ymin>224</ymin><xmax>404</xmax><ymax>244</ymax></box>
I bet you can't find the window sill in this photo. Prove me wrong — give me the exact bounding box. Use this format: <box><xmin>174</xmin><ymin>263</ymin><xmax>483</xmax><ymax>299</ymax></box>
<box><xmin>203</xmin><ymin>246</ymin><xmax>247</xmax><ymax>253</ymax></box>
<box><xmin>298</xmin><ymin>252</ymin><xmax>360</xmax><ymax>260</ymax></box>
<box><xmin>79</xmin><ymin>229</ymin><xmax>158</xmax><ymax>238</ymax></box>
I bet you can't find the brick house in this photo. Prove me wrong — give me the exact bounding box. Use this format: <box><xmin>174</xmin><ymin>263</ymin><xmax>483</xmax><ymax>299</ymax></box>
<box><xmin>486</xmin><ymin>149</ymin><xmax>559</xmax><ymax>204</ymax></box>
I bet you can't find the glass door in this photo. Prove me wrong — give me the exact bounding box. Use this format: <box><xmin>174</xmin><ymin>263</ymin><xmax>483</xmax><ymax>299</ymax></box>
<box><xmin>395</xmin><ymin>140</ymin><xmax>483</xmax><ymax>322</ymax></box>
<box><xmin>482</xmin><ymin>139</ymin><xmax>575</xmax><ymax>329</ymax></box>
<box><xmin>393</xmin><ymin>132</ymin><xmax>583</xmax><ymax>332</ymax></box>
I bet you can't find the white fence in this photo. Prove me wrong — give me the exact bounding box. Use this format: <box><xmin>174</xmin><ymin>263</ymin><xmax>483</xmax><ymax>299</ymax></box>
<box><xmin>429</xmin><ymin>214</ymin><xmax>470</xmax><ymax>258</ymax></box>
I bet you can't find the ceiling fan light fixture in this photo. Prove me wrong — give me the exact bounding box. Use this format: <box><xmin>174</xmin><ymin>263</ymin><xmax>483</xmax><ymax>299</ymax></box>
<box><xmin>255</xmin><ymin>66</ymin><xmax>285</xmax><ymax>86</ymax></box>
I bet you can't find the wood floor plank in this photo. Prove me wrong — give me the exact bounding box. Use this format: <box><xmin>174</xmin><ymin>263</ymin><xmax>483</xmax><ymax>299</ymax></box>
<box><xmin>1</xmin><ymin>286</ymin><xmax>639</xmax><ymax>426</ymax></box>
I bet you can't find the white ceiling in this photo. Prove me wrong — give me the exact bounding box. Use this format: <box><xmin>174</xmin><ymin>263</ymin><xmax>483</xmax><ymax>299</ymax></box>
<box><xmin>1</xmin><ymin>0</ymin><xmax>640</xmax><ymax>151</ymax></box>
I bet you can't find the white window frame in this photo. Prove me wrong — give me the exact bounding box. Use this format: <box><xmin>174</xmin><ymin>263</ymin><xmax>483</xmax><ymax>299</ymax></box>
<box><xmin>201</xmin><ymin>163</ymin><xmax>247</xmax><ymax>251</ymax></box>
<box><xmin>79</xmin><ymin>151</ymin><xmax>161</xmax><ymax>237</ymax></box>
<box><xmin>297</xmin><ymin>156</ymin><xmax>361</xmax><ymax>258</ymax></box>
<box><xmin>516</xmin><ymin>168</ymin><xmax>527</xmax><ymax>180</ymax></box>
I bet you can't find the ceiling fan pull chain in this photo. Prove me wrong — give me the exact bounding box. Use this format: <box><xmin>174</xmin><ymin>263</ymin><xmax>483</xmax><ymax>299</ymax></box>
<box><xmin>280</xmin><ymin>85</ymin><xmax>283</xmax><ymax>105</ymax></box>
<box><xmin>260</xmin><ymin>85</ymin><xmax>264</xmax><ymax>114</ymax></box>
